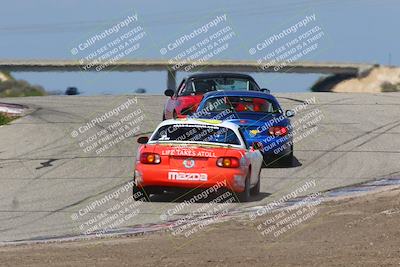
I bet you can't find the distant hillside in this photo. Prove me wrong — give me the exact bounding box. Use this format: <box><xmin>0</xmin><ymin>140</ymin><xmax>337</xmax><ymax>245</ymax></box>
<box><xmin>311</xmin><ymin>67</ymin><xmax>400</xmax><ymax>93</ymax></box>
<box><xmin>0</xmin><ymin>71</ymin><xmax>46</xmax><ymax>97</ymax></box>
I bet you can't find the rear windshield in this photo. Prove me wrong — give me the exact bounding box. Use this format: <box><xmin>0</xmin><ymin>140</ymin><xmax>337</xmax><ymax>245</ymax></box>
<box><xmin>179</xmin><ymin>77</ymin><xmax>259</xmax><ymax>96</ymax></box>
<box><xmin>202</xmin><ymin>96</ymin><xmax>279</xmax><ymax>113</ymax></box>
<box><xmin>151</xmin><ymin>124</ymin><xmax>241</xmax><ymax>145</ymax></box>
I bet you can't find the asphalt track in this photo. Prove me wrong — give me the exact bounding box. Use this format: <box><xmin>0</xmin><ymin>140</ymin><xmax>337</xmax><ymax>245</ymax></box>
<box><xmin>0</xmin><ymin>92</ymin><xmax>399</xmax><ymax>242</ymax></box>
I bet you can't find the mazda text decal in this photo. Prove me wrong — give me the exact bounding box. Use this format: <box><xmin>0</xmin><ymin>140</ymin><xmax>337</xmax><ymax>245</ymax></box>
<box><xmin>168</xmin><ymin>172</ymin><xmax>208</xmax><ymax>181</ymax></box>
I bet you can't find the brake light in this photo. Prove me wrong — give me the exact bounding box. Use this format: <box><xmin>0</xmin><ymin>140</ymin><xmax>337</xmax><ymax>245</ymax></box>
<box><xmin>140</xmin><ymin>153</ymin><xmax>161</xmax><ymax>164</ymax></box>
<box><xmin>268</xmin><ymin>126</ymin><xmax>288</xmax><ymax>136</ymax></box>
<box><xmin>217</xmin><ymin>157</ymin><xmax>240</xmax><ymax>168</ymax></box>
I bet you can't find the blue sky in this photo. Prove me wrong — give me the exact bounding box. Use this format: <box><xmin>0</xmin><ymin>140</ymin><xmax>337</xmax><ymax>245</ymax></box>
<box><xmin>0</xmin><ymin>0</ymin><xmax>398</xmax><ymax>95</ymax></box>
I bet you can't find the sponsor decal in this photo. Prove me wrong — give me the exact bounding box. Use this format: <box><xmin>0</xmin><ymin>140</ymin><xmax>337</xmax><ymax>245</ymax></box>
<box><xmin>159</xmin><ymin>134</ymin><xmax>170</xmax><ymax>140</ymax></box>
<box><xmin>162</xmin><ymin>149</ymin><xmax>196</xmax><ymax>157</ymax></box>
<box><xmin>195</xmin><ymin>119</ymin><xmax>221</xmax><ymax>124</ymax></box>
<box><xmin>161</xmin><ymin>149</ymin><xmax>216</xmax><ymax>157</ymax></box>
<box><xmin>173</xmin><ymin>124</ymin><xmax>219</xmax><ymax>129</ymax></box>
<box><xmin>249</xmin><ymin>129</ymin><xmax>259</xmax><ymax>136</ymax></box>
<box><xmin>168</xmin><ymin>172</ymin><xmax>208</xmax><ymax>181</ymax></box>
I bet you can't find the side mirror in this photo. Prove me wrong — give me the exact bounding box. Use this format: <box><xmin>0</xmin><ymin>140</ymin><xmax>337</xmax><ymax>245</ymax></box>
<box><xmin>261</xmin><ymin>88</ymin><xmax>270</xmax><ymax>94</ymax></box>
<box><xmin>285</xmin><ymin>110</ymin><xmax>295</xmax><ymax>117</ymax></box>
<box><xmin>137</xmin><ymin>136</ymin><xmax>149</xmax><ymax>144</ymax></box>
<box><xmin>164</xmin><ymin>89</ymin><xmax>174</xmax><ymax>97</ymax></box>
<box><xmin>252</xmin><ymin>142</ymin><xmax>263</xmax><ymax>150</ymax></box>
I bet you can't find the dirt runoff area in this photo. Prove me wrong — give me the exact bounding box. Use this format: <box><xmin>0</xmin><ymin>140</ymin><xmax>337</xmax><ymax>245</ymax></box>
<box><xmin>1</xmin><ymin>188</ymin><xmax>399</xmax><ymax>267</ymax></box>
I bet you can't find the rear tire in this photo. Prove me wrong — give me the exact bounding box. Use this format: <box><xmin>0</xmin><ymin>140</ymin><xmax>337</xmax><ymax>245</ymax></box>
<box><xmin>281</xmin><ymin>145</ymin><xmax>294</xmax><ymax>166</ymax></box>
<box><xmin>250</xmin><ymin>169</ymin><xmax>261</xmax><ymax>196</ymax></box>
<box><xmin>133</xmin><ymin>186</ymin><xmax>150</xmax><ymax>202</ymax></box>
<box><xmin>238</xmin><ymin>174</ymin><xmax>251</xmax><ymax>202</ymax></box>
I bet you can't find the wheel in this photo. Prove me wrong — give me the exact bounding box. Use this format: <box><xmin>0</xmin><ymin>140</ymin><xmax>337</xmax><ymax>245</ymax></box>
<box><xmin>238</xmin><ymin>173</ymin><xmax>251</xmax><ymax>202</ymax></box>
<box><xmin>250</xmin><ymin>169</ymin><xmax>261</xmax><ymax>196</ymax></box>
<box><xmin>132</xmin><ymin>185</ymin><xmax>150</xmax><ymax>201</ymax></box>
<box><xmin>281</xmin><ymin>144</ymin><xmax>294</xmax><ymax>166</ymax></box>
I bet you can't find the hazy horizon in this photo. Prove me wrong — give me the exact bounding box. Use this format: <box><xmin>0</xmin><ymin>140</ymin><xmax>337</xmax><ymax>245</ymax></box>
<box><xmin>1</xmin><ymin>0</ymin><xmax>398</xmax><ymax>95</ymax></box>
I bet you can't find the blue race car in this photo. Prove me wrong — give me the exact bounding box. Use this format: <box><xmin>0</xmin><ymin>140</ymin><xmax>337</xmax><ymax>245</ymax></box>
<box><xmin>195</xmin><ymin>90</ymin><xmax>295</xmax><ymax>165</ymax></box>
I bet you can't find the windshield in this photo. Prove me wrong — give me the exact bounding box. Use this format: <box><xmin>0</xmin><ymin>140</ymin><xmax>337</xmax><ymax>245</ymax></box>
<box><xmin>202</xmin><ymin>96</ymin><xmax>279</xmax><ymax>113</ymax></box>
<box><xmin>151</xmin><ymin>124</ymin><xmax>241</xmax><ymax>145</ymax></box>
<box><xmin>179</xmin><ymin>77</ymin><xmax>259</xmax><ymax>96</ymax></box>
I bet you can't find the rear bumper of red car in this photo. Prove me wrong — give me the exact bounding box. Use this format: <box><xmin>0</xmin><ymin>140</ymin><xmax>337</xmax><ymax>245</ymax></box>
<box><xmin>134</xmin><ymin>164</ymin><xmax>248</xmax><ymax>192</ymax></box>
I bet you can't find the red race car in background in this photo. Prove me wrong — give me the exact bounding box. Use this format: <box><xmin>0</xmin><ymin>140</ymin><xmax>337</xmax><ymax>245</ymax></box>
<box><xmin>162</xmin><ymin>73</ymin><xmax>269</xmax><ymax>120</ymax></box>
<box><xmin>133</xmin><ymin>119</ymin><xmax>263</xmax><ymax>202</ymax></box>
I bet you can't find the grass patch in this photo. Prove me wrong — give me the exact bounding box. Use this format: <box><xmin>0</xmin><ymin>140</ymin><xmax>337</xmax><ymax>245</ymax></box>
<box><xmin>0</xmin><ymin>79</ymin><xmax>46</xmax><ymax>98</ymax></box>
<box><xmin>0</xmin><ymin>113</ymin><xmax>15</xmax><ymax>125</ymax></box>
<box><xmin>381</xmin><ymin>82</ymin><xmax>400</xmax><ymax>92</ymax></box>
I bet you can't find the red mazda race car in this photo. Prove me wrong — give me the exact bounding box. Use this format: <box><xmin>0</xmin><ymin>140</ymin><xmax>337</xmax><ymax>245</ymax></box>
<box><xmin>133</xmin><ymin>119</ymin><xmax>263</xmax><ymax>202</ymax></box>
<box><xmin>162</xmin><ymin>73</ymin><xmax>269</xmax><ymax>120</ymax></box>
